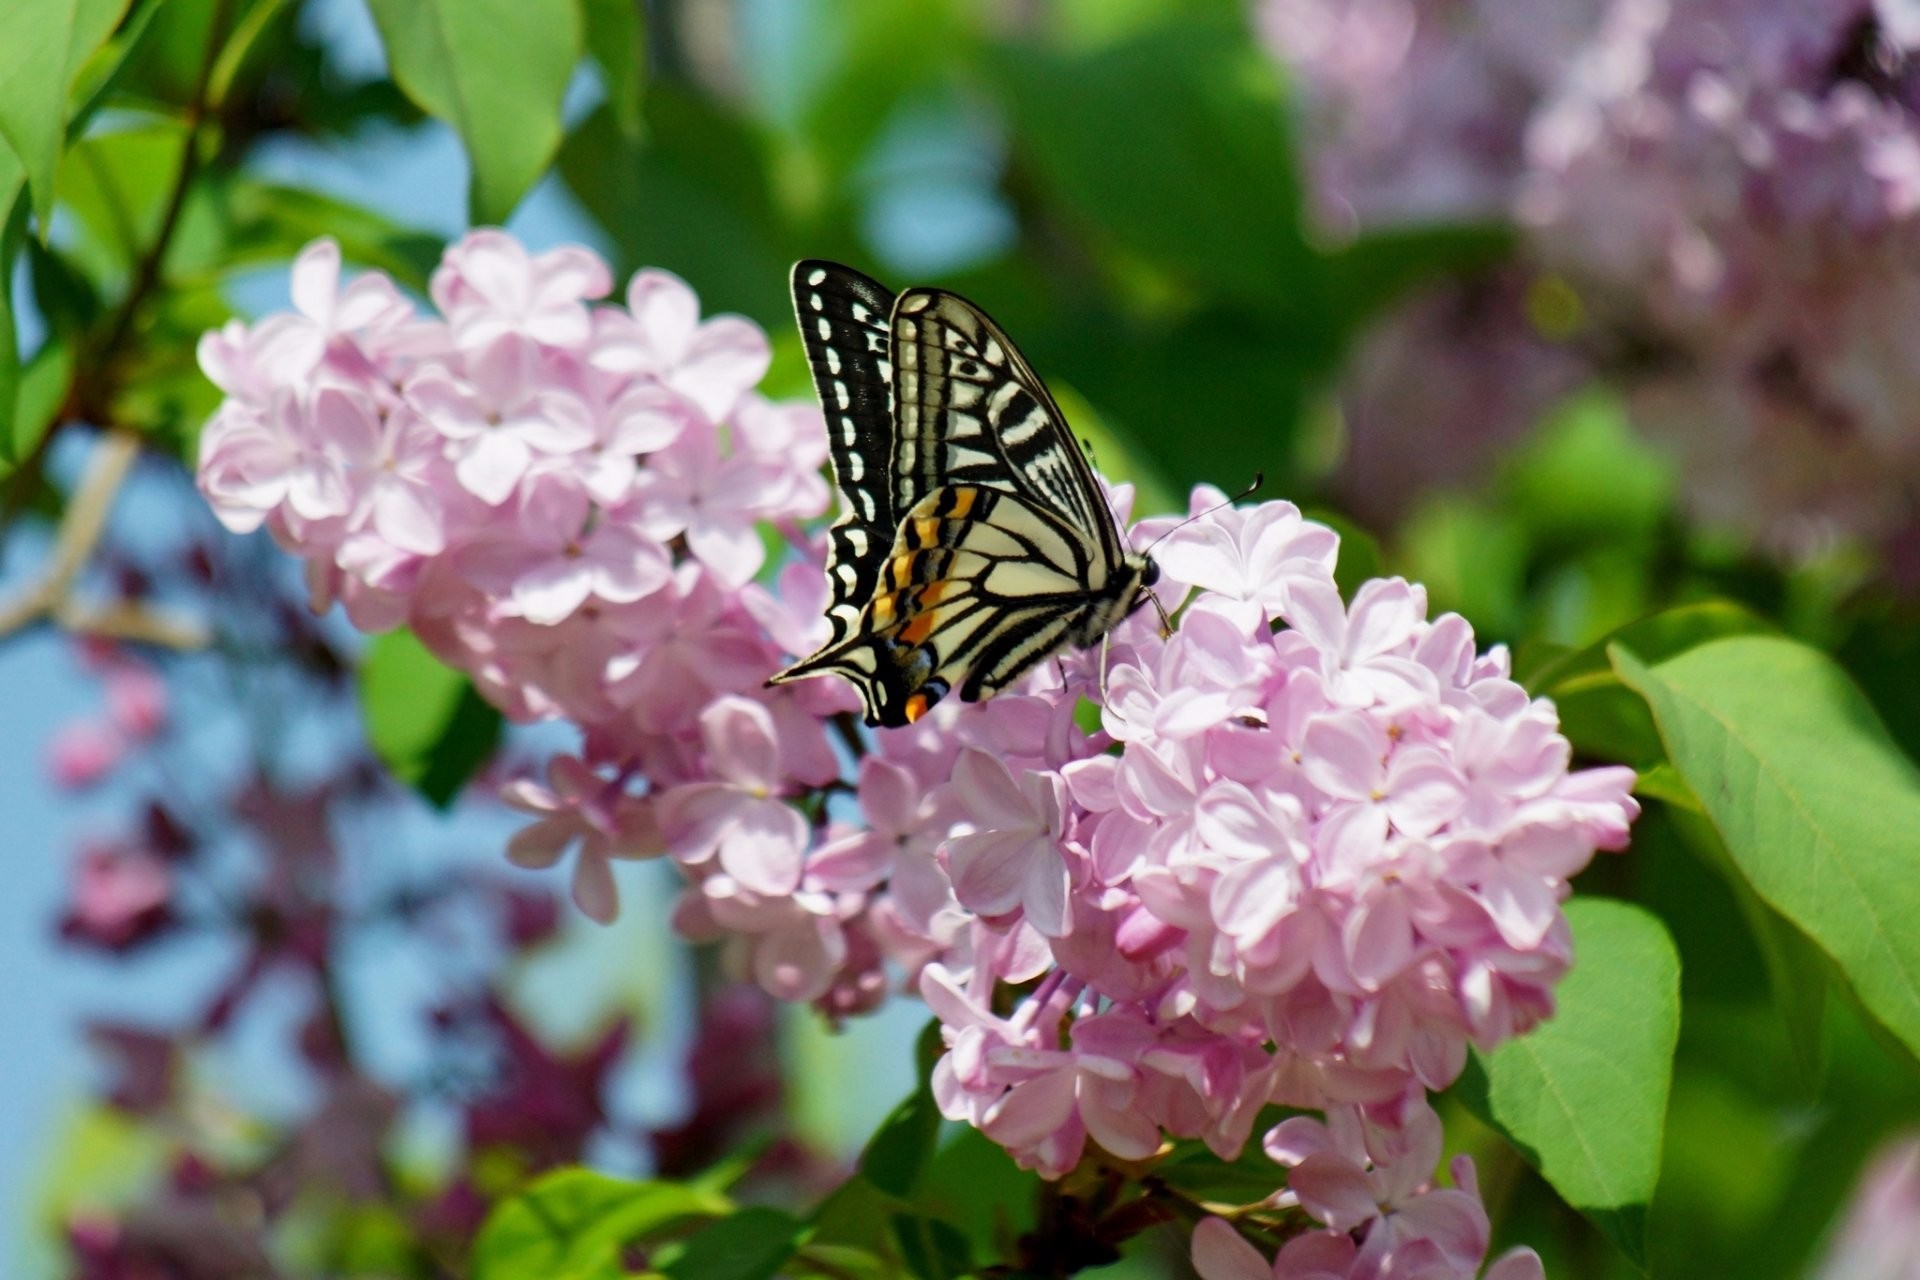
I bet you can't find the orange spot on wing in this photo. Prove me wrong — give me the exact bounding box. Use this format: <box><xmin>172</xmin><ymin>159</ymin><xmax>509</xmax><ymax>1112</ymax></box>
<box><xmin>948</xmin><ymin>488</ymin><xmax>977</xmax><ymax>519</ymax></box>
<box><xmin>899</xmin><ymin>608</ymin><xmax>941</xmax><ymax>645</ymax></box>
<box><xmin>914</xmin><ymin>517</ymin><xmax>941</xmax><ymax>547</ymax></box>
<box><xmin>870</xmin><ymin>594</ymin><xmax>896</xmax><ymax>626</ymax></box>
<box><xmin>904</xmin><ymin>693</ymin><xmax>930</xmax><ymax>723</ymax></box>
<box><xmin>916</xmin><ymin>579</ymin><xmax>949</xmax><ymax>609</ymax></box>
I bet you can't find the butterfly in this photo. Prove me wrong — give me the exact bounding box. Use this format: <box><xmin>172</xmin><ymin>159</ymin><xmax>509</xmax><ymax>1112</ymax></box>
<box><xmin>767</xmin><ymin>260</ymin><xmax>1160</xmax><ymax>728</ymax></box>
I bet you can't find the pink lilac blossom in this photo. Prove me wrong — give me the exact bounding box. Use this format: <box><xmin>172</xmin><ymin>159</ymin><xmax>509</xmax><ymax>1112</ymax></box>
<box><xmin>1520</xmin><ymin>0</ymin><xmax>1920</xmax><ymax>566</ymax></box>
<box><xmin>195</xmin><ymin>236</ymin><xmax>1637</xmax><ymax>1219</ymax></box>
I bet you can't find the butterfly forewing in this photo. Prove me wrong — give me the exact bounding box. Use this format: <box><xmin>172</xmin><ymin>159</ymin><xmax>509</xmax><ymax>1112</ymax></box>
<box><xmin>890</xmin><ymin>290</ymin><xmax>1122</xmax><ymax>565</ymax></box>
<box><xmin>789</xmin><ymin>260</ymin><xmax>900</xmax><ymax>648</ymax></box>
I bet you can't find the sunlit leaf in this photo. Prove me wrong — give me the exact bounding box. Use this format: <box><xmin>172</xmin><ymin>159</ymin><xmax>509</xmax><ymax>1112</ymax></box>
<box><xmin>1614</xmin><ymin>636</ymin><xmax>1920</xmax><ymax>1065</ymax></box>
<box><xmin>473</xmin><ymin>1169</ymin><xmax>731</xmax><ymax>1280</ymax></box>
<box><xmin>0</xmin><ymin>0</ymin><xmax>129</xmax><ymax>228</ymax></box>
<box><xmin>359</xmin><ymin>627</ymin><xmax>503</xmax><ymax>809</ymax></box>
<box><xmin>365</xmin><ymin>0</ymin><xmax>581</xmax><ymax>224</ymax></box>
<box><xmin>1460</xmin><ymin>898</ymin><xmax>1680</xmax><ymax>1267</ymax></box>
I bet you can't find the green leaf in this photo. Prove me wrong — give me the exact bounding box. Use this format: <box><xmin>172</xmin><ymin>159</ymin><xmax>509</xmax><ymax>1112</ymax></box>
<box><xmin>53</xmin><ymin>118</ymin><xmax>190</xmax><ymax>283</ymax></box>
<box><xmin>1461</xmin><ymin>898</ymin><xmax>1679</xmax><ymax>1267</ymax></box>
<box><xmin>66</xmin><ymin>0</ymin><xmax>171</xmax><ymax>140</ymax></box>
<box><xmin>0</xmin><ymin>0</ymin><xmax>129</xmax><ymax>229</ymax></box>
<box><xmin>473</xmin><ymin>1169</ymin><xmax>731</xmax><ymax>1280</ymax></box>
<box><xmin>857</xmin><ymin>1020</ymin><xmax>944</xmax><ymax>1198</ymax></box>
<box><xmin>1523</xmin><ymin>602</ymin><xmax>1771</xmax><ymax>766</ymax></box>
<box><xmin>211</xmin><ymin>179</ymin><xmax>443</xmax><ymax>291</ymax></box>
<box><xmin>889</xmin><ymin>1213</ymin><xmax>973</xmax><ymax>1280</ymax></box>
<box><xmin>1612</xmin><ymin>635</ymin><xmax>1920</xmax><ymax>1064</ymax></box>
<box><xmin>581</xmin><ymin>0</ymin><xmax>645</xmax><ymax>140</ymax></box>
<box><xmin>661</xmin><ymin>1206</ymin><xmax>804</xmax><ymax>1280</ymax></box>
<box><xmin>0</xmin><ymin>166</ymin><xmax>25</xmax><ymax>465</ymax></box>
<box><xmin>364</xmin><ymin>0</ymin><xmax>581</xmax><ymax>224</ymax></box>
<box><xmin>1501</xmin><ymin>389</ymin><xmax>1675</xmax><ymax>551</ymax></box>
<box><xmin>992</xmin><ymin>22</ymin><xmax>1308</xmax><ymax>306</ymax></box>
<box><xmin>558</xmin><ymin>91</ymin><xmax>788</xmax><ymax>326</ymax></box>
<box><xmin>358</xmin><ymin>628</ymin><xmax>503</xmax><ymax>808</ymax></box>
<box><xmin>13</xmin><ymin>337</ymin><xmax>75</xmax><ymax>463</ymax></box>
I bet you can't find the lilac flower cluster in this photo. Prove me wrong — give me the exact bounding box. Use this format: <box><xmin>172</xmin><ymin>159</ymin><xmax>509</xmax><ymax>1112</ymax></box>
<box><xmin>1521</xmin><ymin>0</ymin><xmax>1920</xmax><ymax>563</ymax></box>
<box><xmin>1192</xmin><ymin>1095</ymin><xmax>1544</xmax><ymax>1280</ymax></box>
<box><xmin>1265</xmin><ymin>0</ymin><xmax>1920</xmax><ymax>568</ymax></box>
<box><xmin>195</xmin><ymin>236</ymin><xmax>1637</xmax><ymax>1270</ymax></box>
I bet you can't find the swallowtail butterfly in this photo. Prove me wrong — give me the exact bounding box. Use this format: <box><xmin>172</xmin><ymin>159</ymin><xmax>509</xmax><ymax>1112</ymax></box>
<box><xmin>768</xmin><ymin>260</ymin><xmax>1159</xmax><ymax>728</ymax></box>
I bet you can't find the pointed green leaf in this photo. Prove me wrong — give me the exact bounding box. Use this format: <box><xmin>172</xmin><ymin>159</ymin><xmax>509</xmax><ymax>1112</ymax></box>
<box><xmin>0</xmin><ymin>0</ymin><xmax>129</xmax><ymax>228</ymax></box>
<box><xmin>0</xmin><ymin>164</ymin><xmax>25</xmax><ymax>465</ymax></box>
<box><xmin>358</xmin><ymin>627</ymin><xmax>502</xmax><ymax>808</ymax></box>
<box><xmin>580</xmin><ymin>0</ymin><xmax>645</xmax><ymax>140</ymax></box>
<box><xmin>661</xmin><ymin>1206</ymin><xmax>804</xmax><ymax>1280</ymax></box>
<box><xmin>1613</xmin><ymin>635</ymin><xmax>1920</xmax><ymax>1063</ymax></box>
<box><xmin>1461</xmin><ymin>899</ymin><xmax>1679</xmax><ymax>1268</ymax></box>
<box><xmin>992</xmin><ymin>21</ymin><xmax>1308</xmax><ymax>306</ymax></box>
<box><xmin>473</xmin><ymin>1170</ymin><xmax>731</xmax><ymax>1280</ymax></box>
<box><xmin>364</xmin><ymin>0</ymin><xmax>581</xmax><ymax>224</ymax></box>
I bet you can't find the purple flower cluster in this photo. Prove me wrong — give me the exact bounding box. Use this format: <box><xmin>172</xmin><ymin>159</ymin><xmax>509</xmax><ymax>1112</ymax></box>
<box><xmin>1521</xmin><ymin>0</ymin><xmax>1920</xmax><ymax>562</ymax></box>
<box><xmin>1192</xmin><ymin>1095</ymin><xmax>1544</xmax><ymax>1280</ymax></box>
<box><xmin>195</xmin><ymin>237</ymin><xmax>1638</xmax><ymax>1267</ymax></box>
<box><xmin>1265</xmin><ymin>0</ymin><xmax>1920</xmax><ymax>568</ymax></box>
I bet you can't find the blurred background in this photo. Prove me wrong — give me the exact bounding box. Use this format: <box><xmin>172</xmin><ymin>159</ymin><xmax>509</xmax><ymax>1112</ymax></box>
<box><xmin>6</xmin><ymin>0</ymin><xmax>1920</xmax><ymax>1276</ymax></box>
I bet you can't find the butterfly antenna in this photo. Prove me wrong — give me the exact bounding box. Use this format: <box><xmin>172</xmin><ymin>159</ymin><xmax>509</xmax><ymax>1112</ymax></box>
<box><xmin>1138</xmin><ymin>472</ymin><xmax>1264</xmax><ymax>557</ymax></box>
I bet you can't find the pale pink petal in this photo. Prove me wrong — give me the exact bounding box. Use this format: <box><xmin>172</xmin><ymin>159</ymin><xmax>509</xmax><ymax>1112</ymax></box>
<box><xmin>572</xmin><ymin>852</ymin><xmax>619</xmax><ymax>923</ymax></box>
<box><xmin>1287</xmin><ymin>1152</ymin><xmax>1380</xmax><ymax>1231</ymax></box>
<box><xmin>718</xmin><ymin>799</ymin><xmax>807</xmax><ymax>895</ymax></box>
<box><xmin>1191</xmin><ymin>1218</ymin><xmax>1274</xmax><ymax>1280</ymax></box>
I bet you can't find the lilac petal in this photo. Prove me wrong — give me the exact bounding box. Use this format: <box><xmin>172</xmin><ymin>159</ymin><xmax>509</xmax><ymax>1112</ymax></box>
<box><xmin>983</xmin><ymin>1068</ymin><xmax>1078</xmax><ymax>1147</ymax></box>
<box><xmin>1061</xmin><ymin>756</ymin><xmax>1120</xmax><ymax>813</ymax></box>
<box><xmin>1196</xmin><ymin>781</ymin><xmax>1289</xmax><ymax>860</ymax></box>
<box><xmin>1263</xmin><ymin>1115</ymin><xmax>1336</xmax><ymax>1164</ymax></box>
<box><xmin>719</xmin><ymin>798</ymin><xmax>807</xmax><ymax>895</ymax></box>
<box><xmin>1022</xmin><ymin>845</ymin><xmax>1071</xmax><ymax>938</ymax></box>
<box><xmin>571</xmin><ymin>852</ymin><xmax>619</xmax><ymax>923</ymax></box>
<box><xmin>1286</xmin><ymin>1152</ymin><xmax>1380</xmax><ymax>1231</ymax></box>
<box><xmin>290</xmin><ymin>238</ymin><xmax>342</xmax><ymax>320</ymax></box>
<box><xmin>1211</xmin><ymin>858</ymin><xmax>1302</xmax><ymax>940</ymax></box>
<box><xmin>367</xmin><ymin>480</ymin><xmax>445</xmax><ymax>555</ymax></box>
<box><xmin>954</xmin><ymin>749</ymin><xmax>1033</xmax><ymax>826</ymax></box>
<box><xmin>1479</xmin><ymin>864</ymin><xmax>1559</xmax><ymax>950</ymax></box>
<box><xmin>945</xmin><ymin>829</ymin><xmax>1043</xmax><ymax>917</ymax></box>
<box><xmin>1281</xmin><ymin>577</ymin><xmax>1347</xmax><ymax>652</ymax></box>
<box><xmin>510</xmin><ymin>556</ymin><xmax>594</xmax><ymax>625</ymax></box>
<box><xmin>1119</xmin><ymin>743</ymin><xmax>1194</xmax><ymax>821</ymax></box>
<box><xmin>859</xmin><ymin>757</ymin><xmax>921</xmax><ymax>834</ymax></box>
<box><xmin>455</xmin><ymin>432</ymin><xmax>532</xmax><ymax>505</ymax></box>
<box><xmin>627</xmin><ymin>269</ymin><xmax>699</xmax><ymax>360</ymax></box>
<box><xmin>686</xmin><ymin>518</ymin><xmax>765</xmax><ymax>588</ymax></box>
<box><xmin>1385</xmin><ymin>749</ymin><xmax>1465</xmax><ymax>837</ymax></box>
<box><xmin>1484</xmin><ymin>1247</ymin><xmax>1547</xmax><ymax>1280</ymax></box>
<box><xmin>1344</xmin><ymin>578</ymin><xmax>1422</xmax><ymax>662</ymax></box>
<box><xmin>657</xmin><ymin>784</ymin><xmax>738</xmax><ymax>863</ymax></box>
<box><xmin>700</xmin><ymin>696</ymin><xmax>782</xmax><ymax>789</ymax></box>
<box><xmin>675</xmin><ymin>317</ymin><xmax>772</xmax><ymax>420</ymax></box>
<box><xmin>506</xmin><ymin>816</ymin><xmax>577</xmax><ymax>868</ymax></box>
<box><xmin>1389</xmin><ymin>1188</ymin><xmax>1489</xmax><ymax>1266</ymax></box>
<box><xmin>754</xmin><ymin>916</ymin><xmax>842</xmax><ymax>1002</ymax></box>
<box><xmin>1191</xmin><ymin>1218</ymin><xmax>1274</xmax><ymax>1280</ymax></box>
<box><xmin>1301</xmin><ymin>713</ymin><xmax>1385</xmax><ymax>800</ymax></box>
<box><xmin>1344</xmin><ymin>890</ymin><xmax>1416</xmax><ymax>989</ymax></box>
<box><xmin>1270</xmin><ymin>1230</ymin><xmax>1355</xmax><ymax>1279</ymax></box>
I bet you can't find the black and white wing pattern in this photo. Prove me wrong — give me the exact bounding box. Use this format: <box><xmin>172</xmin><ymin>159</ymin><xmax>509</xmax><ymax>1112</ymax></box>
<box><xmin>769</xmin><ymin>266</ymin><xmax>1158</xmax><ymax>728</ymax></box>
<box><xmin>788</xmin><ymin>260</ymin><xmax>900</xmax><ymax>649</ymax></box>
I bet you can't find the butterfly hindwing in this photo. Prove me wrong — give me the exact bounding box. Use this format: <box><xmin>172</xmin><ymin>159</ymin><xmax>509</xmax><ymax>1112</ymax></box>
<box><xmin>790</xmin><ymin>260</ymin><xmax>900</xmax><ymax>649</ymax></box>
<box><xmin>780</xmin><ymin>485</ymin><xmax>1137</xmax><ymax>726</ymax></box>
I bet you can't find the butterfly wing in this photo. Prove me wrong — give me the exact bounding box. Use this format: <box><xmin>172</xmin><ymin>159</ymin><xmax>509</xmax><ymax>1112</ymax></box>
<box><xmin>788</xmin><ymin>260</ymin><xmax>900</xmax><ymax>650</ymax></box>
<box><xmin>779</xmin><ymin>484</ymin><xmax>1122</xmax><ymax>726</ymax></box>
<box><xmin>889</xmin><ymin>288</ymin><xmax>1126</xmax><ymax>571</ymax></box>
